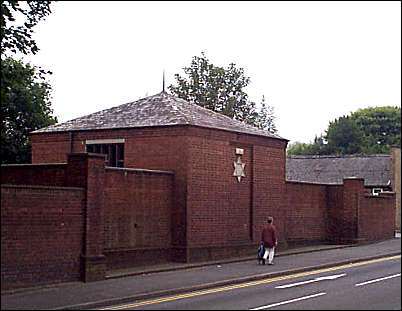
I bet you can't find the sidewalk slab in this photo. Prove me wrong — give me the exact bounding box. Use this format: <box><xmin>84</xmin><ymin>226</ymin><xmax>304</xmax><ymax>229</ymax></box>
<box><xmin>106</xmin><ymin>244</ymin><xmax>351</xmax><ymax>279</ymax></box>
<box><xmin>1</xmin><ymin>238</ymin><xmax>401</xmax><ymax>310</ymax></box>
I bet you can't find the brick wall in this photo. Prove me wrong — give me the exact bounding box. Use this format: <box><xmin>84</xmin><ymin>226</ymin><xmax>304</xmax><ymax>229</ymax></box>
<box><xmin>358</xmin><ymin>193</ymin><xmax>396</xmax><ymax>241</ymax></box>
<box><xmin>185</xmin><ymin>127</ymin><xmax>287</xmax><ymax>261</ymax></box>
<box><xmin>1</xmin><ymin>185</ymin><xmax>85</xmax><ymax>290</ymax></box>
<box><xmin>0</xmin><ymin>154</ymin><xmax>109</xmax><ymax>288</ymax></box>
<box><xmin>31</xmin><ymin>126</ymin><xmax>290</xmax><ymax>263</ymax></box>
<box><xmin>31</xmin><ymin>127</ymin><xmax>190</xmax><ymax>262</ymax></box>
<box><xmin>326</xmin><ymin>185</ymin><xmax>344</xmax><ymax>243</ymax></box>
<box><xmin>103</xmin><ymin>167</ymin><xmax>174</xmax><ymax>269</ymax></box>
<box><xmin>285</xmin><ymin>182</ymin><xmax>328</xmax><ymax>244</ymax></box>
<box><xmin>28</xmin><ymin>126</ymin><xmax>397</xmax><ymax>268</ymax></box>
<box><xmin>1</xmin><ymin>163</ymin><xmax>67</xmax><ymax>186</ymax></box>
<box><xmin>252</xmin><ymin>144</ymin><xmax>287</xmax><ymax>248</ymax></box>
<box><xmin>122</xmin><ymin>128</ymin><xmax>188</xmax><ymax>256</ymax></box>
<box><xmin>187</xmin><ymin>136</ymin><xmax>252</xmax><ymax>248</ymax></box>
<box><xmin>339</xmin><ymin>178</ymin><xmax>364</xmax><ymax>243</ymax></box>
<box><xmin>31</xmin><ymin>132</ymin><xmax>71</xmax><ymax>163</ymax></box>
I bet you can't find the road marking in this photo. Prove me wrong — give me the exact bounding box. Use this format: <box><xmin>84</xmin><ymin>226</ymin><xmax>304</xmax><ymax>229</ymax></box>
<box><xmin>99</xmin><ymin>255</ymin><xmax>400</xmax><ymax>310</ymax></box>
<box><xmin>275</xmin><ymin>273</ymin><xmax>346</xmax><ymax>288</ymax></box>
<box><xmin>250</xmin><ymin>292</ymin><xmax>327</xmax><ymax>310</ymax></box>
<box><xmin>355</xmin><ymin>273</ymin><xmax>401</xmax><ymax>287</ymax></box>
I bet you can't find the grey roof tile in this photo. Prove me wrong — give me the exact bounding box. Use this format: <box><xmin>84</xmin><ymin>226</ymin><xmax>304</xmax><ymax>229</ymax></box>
<box><xmin>286</xmin><ymin>154</ymin><xmax>391</xmax><ymax>186</ymax></box>
<box><xmin>32</xmin><ymin>92</ymin><xmax>285</xmax><ymax>140</ymax></box>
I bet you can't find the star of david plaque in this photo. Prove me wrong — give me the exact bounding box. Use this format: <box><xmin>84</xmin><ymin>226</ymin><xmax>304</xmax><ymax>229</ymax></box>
<box><xmin>233</xmin><ymin>156</ymin><xmax>246</xmax><ymax>182</ymax></box>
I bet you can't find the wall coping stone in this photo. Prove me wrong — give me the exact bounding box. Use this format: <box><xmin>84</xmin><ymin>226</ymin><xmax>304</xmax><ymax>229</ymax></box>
<box><xmin>1</xmin><ymin>163</ymin><xmax>66</xmax><ymax>167</ymax></box>
<box><xmin>105</xmin><ymin>166</ymin><xmax>174</xmax><ymax>175</ymax></box>
<box><xmin>1</xmin><ymin>184</ymin><xmax>84</xmax><ymax>191</ymax></box>
<box><xmin>285</xmin><ymin>180</ymin><xmax>338</xmax><ymax>186</ymax></box>
<box><xmin>364</xmin><ymin>192</ymin><xmax>396</xmax><ymax>199</ymax></box>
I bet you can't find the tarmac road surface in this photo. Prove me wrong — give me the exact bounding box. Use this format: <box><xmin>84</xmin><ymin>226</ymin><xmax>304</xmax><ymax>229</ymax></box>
<box><xmin>1</xmin><ymin>237</ymin><xmax>400</xmax><ymax>310</ymax></box>
<box><xmin>99</xmin><ymin>255</ymin><xmax>401</xmax><ymax>310</ymax></box>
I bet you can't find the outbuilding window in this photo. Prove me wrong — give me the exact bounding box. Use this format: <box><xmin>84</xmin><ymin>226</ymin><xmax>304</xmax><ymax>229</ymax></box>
<box><xmin>85</xmin><ymin>139</ymin><xmax>124</xmax><ymax>167</ymax></box>
<box><xmin>371</xmin><ymin>188</ymin><xmax>383</xmax><ymax>196</ymax></box>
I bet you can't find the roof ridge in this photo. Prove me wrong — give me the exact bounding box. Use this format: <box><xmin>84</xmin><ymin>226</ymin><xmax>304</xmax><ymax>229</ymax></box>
<box><xmin>169</xmin><ymin>94</ymin><xmax>285</xmax><ymax>140</ymax></box>
<box><xmin>163</xmin><ymin>92</ymin><xmax>194</xmax><ymax>125</ymax></box>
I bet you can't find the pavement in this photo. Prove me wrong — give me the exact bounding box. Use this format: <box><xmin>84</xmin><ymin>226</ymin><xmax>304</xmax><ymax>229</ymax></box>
<box><xmin>1</xmin><ymin>236</ymin><xmax>401</xmax><ymax>310</ymax></box>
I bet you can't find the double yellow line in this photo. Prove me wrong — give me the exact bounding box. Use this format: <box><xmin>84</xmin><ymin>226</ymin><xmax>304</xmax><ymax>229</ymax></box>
<box><xmin>99</xmin><ymin>255</ymin><xmax>400</xmax><ymax>310</ymax></box>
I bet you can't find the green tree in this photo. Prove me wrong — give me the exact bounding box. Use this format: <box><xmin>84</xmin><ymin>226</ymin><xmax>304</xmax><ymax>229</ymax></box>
<box><xmin>325</xmin><ymin>115</ymin><xmax>365</xmax><ymax>155</ymax></box>
<box><xmin>287</xmin><ymin>106</ymin><xmax>401</xmax><ymax>156</ymax></box>
<box><xmin>287</xmin><ymin>135</ymin><xmax>328</xmax><ymax>155</ymax></box>
<box><xmin>1</xmin><ymin>0</ymin><xmax>56</xmax><ymax>164</ymax></box>
<box><xmin>169</xmin><ymin>52</ymin><xmax>277</xmax><ymax>132</ymax></box>
<box><xmin>1</xmin><ymin>58</ymin><xmax>57</xmax><ymax>164</ymax></box>
<box><xmin>287</xmin><ymin>141</ymin><xmax>313</xmax><ymax>155</ymax></box>
<box><xmin>253</xmin><ymin>95</ymin><xmax>277</xmax><ymax>134</ymax></box>
<box><xmin>350</xmin><ymin>106</ymin><xmax>401</xmax><ymax>153</ymax></box>
<box><xmin>1</xmin><ymin>0</ymin><xmax>52</xmax><ymax>57</ymax></box>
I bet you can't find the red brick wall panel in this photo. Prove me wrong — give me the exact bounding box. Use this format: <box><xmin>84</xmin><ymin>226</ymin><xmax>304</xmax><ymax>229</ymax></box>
<box><xmin>253</xmin><ymin>145</ymin><xmax>287</xmax><ymax>246</ymax></box>
<box><xmin>285</xmin><ymin>182</ymin><xmax>328</xmax><ymax>243</ymax></box>
<box><xmin>1</xmin><ymin>185</ymin><xmax>85</xmax><ymax>290</ymax></box>
<box><xmin>358</xmin><ymin>194</ymin><xmax>395</xmax><ymax>241</ymax></box>
<box><xmin>1</xmin><ymin>164</ymin><xmax>67</xmax><ymax>186</ymax></box>
<box><xmin>31</xmin><ymin>133</ymin><xmax>71</xmax><ymax>163</ymax></box>
<box><xmin>123</xmin><ymin>133</ymin><xmax>188</xmax><ymax>251</ymax></box>
<box><xmin>187</xmin><ymin>137</ymin><xmax>252</xmax><ymax>247</ymax></box>
<box><xmin>326</xmin><ymin>185</ymin><xmax>344</xmax><ymax>242</ymax></box>
<box><xmin>185</xmin><ymin>127</ymin><xmax>288</xmax><ymax>261</ymax></box>
<box><xmin>341</xmin><ymin>178</ymin><xmax>364</xmax><ymax>242</ymax></box>
<box><xmin>103</xmin><ymin>168</ymin><xmax>174</xmax><ymax>269</ymax></box>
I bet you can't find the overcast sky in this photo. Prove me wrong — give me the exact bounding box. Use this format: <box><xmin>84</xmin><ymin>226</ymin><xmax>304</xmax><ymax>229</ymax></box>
<box><xmin>27</xmin><ymin>1</ymin><xmax>401</xmax><ymax>143</ymax></box>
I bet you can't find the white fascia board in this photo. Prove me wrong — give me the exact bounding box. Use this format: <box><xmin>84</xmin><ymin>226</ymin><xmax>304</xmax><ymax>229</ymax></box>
<box><xmin>85</xmin><ymin>138</ymin><xmax>125</xmax><ymax>145</ymax></box>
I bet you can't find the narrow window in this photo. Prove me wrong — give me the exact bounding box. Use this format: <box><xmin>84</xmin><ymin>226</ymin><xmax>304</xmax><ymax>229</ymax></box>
<box><xmin>85</xmin><ymin>140</ymin><xmax>125</xmax><ymax>167</ymax></box>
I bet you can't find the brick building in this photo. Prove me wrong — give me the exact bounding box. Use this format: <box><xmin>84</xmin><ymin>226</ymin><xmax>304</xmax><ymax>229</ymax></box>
<box><xmin>29</xmin><ymin>91</ymin><xmax>289</xmax><ymax>260</ymax></box>
<box><xmin>1</xmin><ymin>92</ymin><xmax>396</xmax><ymax>290</ymax></box>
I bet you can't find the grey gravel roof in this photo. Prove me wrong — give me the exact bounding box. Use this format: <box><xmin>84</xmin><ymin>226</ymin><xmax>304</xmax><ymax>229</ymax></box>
<box><xmin>32</xmin><ymin>92</ymin><xmax>285</xmax><ymax>140</ymax></box>
<box><xmin>286</xmin><ymin>154</ymin><xmax>391</xmax><ymax>186</ymax></box>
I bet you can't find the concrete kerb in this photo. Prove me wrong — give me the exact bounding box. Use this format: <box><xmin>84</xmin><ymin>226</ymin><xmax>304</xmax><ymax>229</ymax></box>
<box><xmin>0</xmin><ymin>244</ymin><xmax>354</xmax><ymax>297</ymax></box>
<box><xmin>106</xmin><ymin>244</ymin><xmax>355</xmax><ymax>280</ymax></box>
<box><xmin>56</xmin><ymin>251</ymin><xmax>401</xmax><ymax>310</ymax></box>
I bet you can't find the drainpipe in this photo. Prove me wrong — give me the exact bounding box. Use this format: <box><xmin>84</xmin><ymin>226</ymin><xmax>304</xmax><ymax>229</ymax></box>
<box><xmin>69</xmin><ymin>131</ymin><xmax>74</xmax><ymax>153</ymax></box>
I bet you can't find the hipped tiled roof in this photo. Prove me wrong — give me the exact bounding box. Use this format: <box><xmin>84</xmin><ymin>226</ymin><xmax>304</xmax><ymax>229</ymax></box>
<box><xmin>32</xmin><ymin>92</ymin><xmax>285</xmax><ymax>140</ymax></box>
<box><xmin>286</xmin><ymin>154</ymin><xmax>391</xmax><ymax>186</ymax></box>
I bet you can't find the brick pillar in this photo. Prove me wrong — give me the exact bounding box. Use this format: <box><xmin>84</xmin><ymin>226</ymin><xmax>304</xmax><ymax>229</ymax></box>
<box><xmin>341</xmin><ymin>177</ymin><xmax>364</xmax><ymax>243</ymax></box>
<box><xmin>391</xmin><ymin>147</ymin><xmax>401</xmax><ymax>231</ymax></box>
<box><xmin>66</xmin><ymin>153</ymin><xmax>107</xmax><ymax>282</ymax></box>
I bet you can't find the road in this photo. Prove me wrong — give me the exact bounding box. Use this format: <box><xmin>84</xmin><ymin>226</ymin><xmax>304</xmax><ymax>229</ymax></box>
<box><xmin>99</xmin><ymin>255</ymin><xmax>401</xmax><ymax>310</ymax></box>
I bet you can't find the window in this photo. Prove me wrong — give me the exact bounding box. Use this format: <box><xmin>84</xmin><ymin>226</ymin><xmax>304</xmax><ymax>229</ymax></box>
<box><xmin>86</xmin><ymin>139</ymin><xmax>124</xmax><ymax>167</ymax></box>
<box><xmin>372</xmin><ymin>188</ymin><xmax>383</xmax><ymax>196</ymax></box>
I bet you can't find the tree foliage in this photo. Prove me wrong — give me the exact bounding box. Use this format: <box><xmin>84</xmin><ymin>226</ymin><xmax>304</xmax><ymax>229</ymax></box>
<box><xmin>1</xmin><ymin>0</ymin><xmax>52</xmax><ymax>58</ymax></box>
<box><xmin>325</xmin><ymin>115</ymin><xmax>365</xmax><ymax>155</ymax></box>
<box><xmin>351</xmin><ymin>106</ymin><xmax>401</xmax><ymax>153</ymax></box>
<box><xmin>252</xmin><ymin>95</ymin><xmax>277</xmax><ymax>134</ymax></box>
<box><xmin>287</xmin><ymin>136</ymin><xmax>327</xmax><ymax>156</ymax></box>
<box><xmin>169</xmin><ymin>52</ymin><xmax>277</xmax><ymax>134</ymax></box>
<box><xmin>287</xmin><ymin>106</ymin><xmax>401</xmax><ymax>156</ymax></box>
<box><xmin>1</xmin><ymin>0</ymin><xmax>56</xmax><ymax>164</ymax></box>
<box><xmin>1</xmin><ymin>58</ymin><xmax>57</xmax><ymax>164</ymax></box>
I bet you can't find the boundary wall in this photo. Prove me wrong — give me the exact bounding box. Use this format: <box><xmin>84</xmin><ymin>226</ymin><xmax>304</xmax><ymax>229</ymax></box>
<box><xmin>1</xmin><ymin>155</ymin><xmax>395</xmax><ymax>290</ymax></box>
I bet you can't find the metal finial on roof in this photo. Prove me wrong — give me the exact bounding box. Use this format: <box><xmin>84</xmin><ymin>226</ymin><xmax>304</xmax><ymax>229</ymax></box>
<box><xmin>162</xmin><ymin>70</ymin><xmax>165</xmax><ymax>93</ymax></box>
